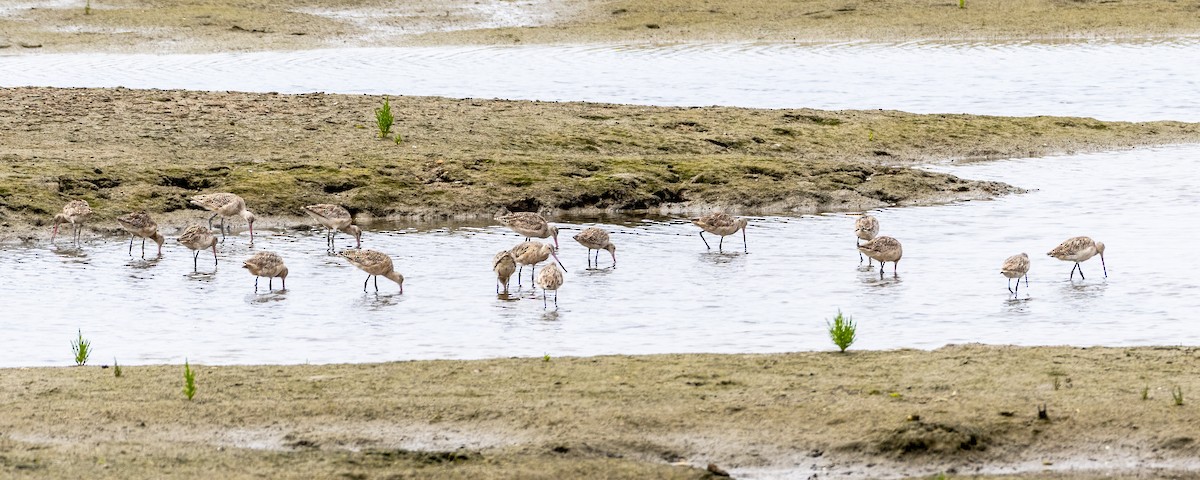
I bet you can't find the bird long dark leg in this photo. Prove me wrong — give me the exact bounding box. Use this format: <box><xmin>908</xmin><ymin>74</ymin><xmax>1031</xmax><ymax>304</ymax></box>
<box><xmin>1024</xmin><ymin>273</ymin><xmax>1029</xmax><ymax>286</ymax></box>
<box><xmin>718</xmin><ymin>235</ymin><xmax>724</xmax><ymax>252</ymax></box>
<box><xmin>893</xmin><ymin>260</ymin><xmax>899</xmax><ymax>278</ymax></box>
<box><xmin>208</xmin><ymin>212</ymin><xmax>218</xmax><ymax>230</ymax></box>
<box><xmin>585</xmin><ymin>249</ymin><xmax>592</xmax><ymax>269</ymax></box>
<box><xmin>531</xmin><ymin>263</ymin><xmax>537</xmax><ymax>285</ymax></box>
<box><xmin>742</xmin><ymin>228</ymin><xmax>748</xmax><ymax>254</ymax></box>
<box><xmin>1014</xmin><ymin>277</ymin><xmax>1020</xmax><ymax>294</ymax></box>
<box><xmin>1078</xmin><ymin>263</ymin><xmax>1086</xmax><ymax>280</ymax></box>
<box><xmin>699</xmin><ymin>232</ymin><xmax>711</xmax><ymax>250</ymax></box>
<box><xmin>517</xmin><ymin>266</ymin><xmax>523</xmax><ymax>286</ymax></box>
<box><xmin>374</xmin><ymin>275</ymin><xmax>379</xmax><ymax>292</ymax></box>
<box><xmin>879</xmin><ymin>262</ymin><xmax>885</xmax><ymax>279</ymax></box>
<box><xmin>128</xmin><ymin>236</ymin><xmax>134</xmax><ymax>255</ymax></box>
<box><xmin>542</xmin><ymin>288</ymin><xmax>547</xmax><ymax>309</ymax></box>
<box><xmin>220</xmin><ymin>217</ymin><xmax>227</xmax><ymax>241</ymax></box>
<box><xmin>268</xmin><ymin>277</ymin><xmax>273</xmax><ymax>290</ymax></box>
<box><xmin>141</xmin><ymin>238</ymin><xmax>146</xmax><ymax>258</ymax></box>
<box><xmin>193</xmin><ymin>251</ymin><xmax>199</xmax><ymax>271</ymax></box>
<box><xmin>554</xmin><ymin>290</ymin><xmax>558</xmax><ymax>307</ymax></box>
<box><xmin>1069</xmin><ymin>263</ymin><xmax>1078</xmax><ymax>280</ymax></box>
<box><xmin>255</xmin><ymin>276</ymin><xmax>260</xmax><ymax>292</ymax></box>
<box><xmin>363</xmin><ymin>274</ymin><xmax>370</xmax><ymax>292</ymax></box>
<box><xmin>1008</xmin><ymin>278</ymin><xmax>1014</xmax><ymax>294</ymax></box>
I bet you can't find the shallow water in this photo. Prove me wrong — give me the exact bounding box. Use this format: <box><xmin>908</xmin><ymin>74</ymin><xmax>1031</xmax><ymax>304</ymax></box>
<box><xmin>2</xmin><ymin>145</ymin><xmax>1197</xmax><ymax>367</ymax></box>
<box><xmin>3</xmin><ymin>40</ymin><xmax>1199</xmax><ymax>121</ymax></box>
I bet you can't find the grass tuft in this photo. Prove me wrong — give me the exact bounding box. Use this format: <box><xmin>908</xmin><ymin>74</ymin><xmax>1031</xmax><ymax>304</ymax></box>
<box><xmin>375</xmin><ymin>97</ymin><xmax>394</xmax><ymax>140</ymax></box>
<box><xmin>1172</xmin><ymin>386</ymin><xmax>1184</xmax><ymax>406</ymax></box>
<box><xmin>113</xmin><ymin>357</ymin><xmax>123</xmax><ymax>378</ymax></box>
<box><xmin>85</xmin><ymin>0</ymin><xmax>92</xmax><ymax>15</ymax></box>
<box><xmin>1141</xmin><ymin>385</ymin><xmax>1149</xmax><ymax>400</ymax></box>
<box><xmin>543</xmin><ymin>353</ymin><xmax>551</xmax><ymax>363</ymax></box>
<box><xmin>827</xmin><ymin>310</ymin><xmax>857</xmax><ymax>352</ymax></box>
<box><xmin>71</xmin><ymin>329</ymin><xmax>91</xmax><ymax>366</ymax></box>
<box><xmin>183</xmin><ymin>359</ymin><xmax>197</xmax><ymax>400</ymax></box>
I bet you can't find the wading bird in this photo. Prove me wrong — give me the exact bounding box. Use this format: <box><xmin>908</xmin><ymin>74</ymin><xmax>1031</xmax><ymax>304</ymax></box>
<box><xmin>116</xmin><ymin>211</ymin><xmax>164</xmax><ymax>257</ymax></box>
<box><xmin>340</xmin><ymin>249</ymin><xmax>404</xmax><ymax>293</ymax></box>
<box><xmin>493</xmin><ymin>250</ymin><xmax>517</xmax><ymax>294</ymax></box>
<box><xmin>510</xmin><ymin>241</ymin><xmax>567</xmax><ymax>286</ymax></box>
<box><xmin>1047</xmin><ymin>236</ymin><xmax>1106</xmax><ymax>280</ymax></box>
<box><xmin>573</xmin><ymin>227</ymin><xmax>617</xmax><ymax>268</ymax></box>
<box><xmin>243</xmin><ymin>251</ymin><xmax>287</xmax><ymax>291</ymax></box>
<box><xmin>693</xmin><ymin>212</ymin><xmax>748</xmax><ymax>253</ymax></box>
<box><xmin>190</xmin><ymin>193</ymin><xmax>256</xmax><ymax>243</ymax></box>
<box><xmin>858</xmin><ymin>236</ymin><xmax>903</xmax><ymax>278</ymax></box>
<box><xmin>1001</xmin><ymin>253</ymin><xmax>1030</xmax><ymax>294</ymax></box>
<box><xmin>51</xmin><ymin>200</ymin><xmax>92</xmax><ymax>245</ymax></box>
<box><xmin>536</xmin><ymin>264</ymin><xmax>564</xmax><ymax>309</ymax></box>
<box><xmin>303</xmin><ymin>204</ymin><xmax>361</xmax><ymax>251</ymax></box>
<box><xmin>495</xmin><ymin>208</ymin><xmax>559</xmax><ymax>247</ymax></box>
<box><xmin>855</xmin><ymin>215</ymin><xmax>879</xmax><ymax>265</ymax></box>
<box><xmin>177</xmin><ymin>225</ymin><xmax>218</xmax><ymax>270</ymax></box>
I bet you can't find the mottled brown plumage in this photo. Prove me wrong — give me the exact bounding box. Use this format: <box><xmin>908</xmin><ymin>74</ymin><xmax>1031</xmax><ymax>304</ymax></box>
<box><xmin>178</xmin><ymin>225</ymin><xmax>218</xmax><ymax>270</ymax></box>
<box><xmin>341</xmin><ymin>249</ymin><xmax>403</xmax><ymax>293</ymax></box>
<box><xmin>117</xmin><ymin>211</ymin><xmax>164</xmax><ymax>257</ymax></box>
<box><xmin>1048</xmin><ymin>236</ymin><xmax>1106</xmax><ymax>280</ymax></box>
<box><xmin>243</xmin><ymin>251</ymin><xmax>288</xmax><ymax>291</ymax></box>
<box><xmin>303</xmin><ymin>204</ymin><xmax>361</xmax><ymax>250</ymax></box>
<box><xmin>495</xmin><ymin>208</ymin><xmax>559</xmax><ymax>247</ymax></box>
<box><xmin>511</xmin><ymin>240</ymin><xmax>567</xmax><ymax>286</ymax></box>
<box><xmin>1001</xmin><ymin>253</ymin><xmax>1030</xmax><ymax>294</ymax></box>
<box><xmin>854</xmin><ymin>214</ymin><xmax>880</xmax><ymax>265</ymax></box>
<box><xmin>191</xmin><ymin>192</ymin><xmax>256</xmax><ymax>243</ymax></box>
<box><xmin>536</xmin><ymin>264</ymin><xmax>564</xmax><ymax>309</ymax></box>
<box><xmin>573</xmin><ymin>227</ymin><xmax>617</xmax><ymax>268</ymax></box>
<box><xmin>51</xmin><ymin>200</ymin><xmax>92</xmax><ymax>245</ymax></box>
<box><xmin>692</xmin><ymin>212</ymin><xmax>748</xmax><ymax>253</ymax></box>
<box><xmin>858</xmin><ymin>236</ymin><xmax>903</xmax><ymax>278</ymax></box>
<box><xmin>493</xmin><ymin>250</ymin><xmax>517</xmax><ymax>294</ymax></box>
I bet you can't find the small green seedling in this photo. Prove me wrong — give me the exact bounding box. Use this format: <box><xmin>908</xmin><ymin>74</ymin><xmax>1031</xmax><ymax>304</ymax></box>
<box><xmin>958</xmin><ymin>0</ymin><xmax>965</xmax><ymax>8</ymax></box>
<box><xmin>1141</xmin><ymin>385</ymin><xmax>1149</xmax><ymax>401</ymax></box>
<box><xmin>71</xmin><ymin>329</ymin><xmax>91</xmax><ymax>366</ymax></box>
<box><xmin>1173</xmin><ymin>386</ymin><xmax>1184</xmax><ymax>406</ymax></box>
<box><xmin>113</xmin><ymin>357</ymin><xmax>123</xmax><ymax>378</ymax></box>
<box><xmin>827</xmin><ymin>310</ymin><xmax>857</xmax><ymax>352</ymax></box>
<box><xmin>183</xmin><ymin>359</ymin><xmax>197</xmax><ymax>400</ymax></box>
<box><xmin>543</xmin><ymin>353</ymin><xmax>551</xmax><ymax>363</ymax></box>
<box><xmin>85</xmin><ymin>0</ymin><xmax>92</xmax><ymax>15</ymax></box>
<box><xmin>375</xmin><ymin>97</ymin><xmax>394</xmax><ymax>139</ymax></box>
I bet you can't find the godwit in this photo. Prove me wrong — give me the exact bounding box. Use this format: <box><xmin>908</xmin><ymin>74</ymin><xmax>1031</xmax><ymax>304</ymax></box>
<box><xmin>510</xmin><ymin>240</ymin><xmax>567</xmax><ymax>286</ymax></box>
<box><xmin>303</xmin><ymin>204</ymin><xmax>361</xmax><ymax>251</ymax></box>
<box><xmin>50</xmin><ymin>200</ymin><xmax>92</xmax><ymax>245</ymax></box>
<box><xmin>573</xmin><ymin>227</ymin><xmax>617</xmax><ymax>268</ymax></box>
<box><xmin>536</xmin><ymin>264</ymin><xmax>564</xmax><ymax>309</ymax></box>
<box><xmin>1001</xmin><ymin>253</ymin><xmax>1031</xmax><ymax>294</ymax></box>
<box><xmin>1047</xmin><ymin>236</ymin><xmax>1106</xmax><ymax>280</ymax></box>
<box><xmin>116</xmin><ymin>211</ymin><xmax>164</xmax><ymax>257</ymax></box>
<box><xmin>855</xmin><ymin>214</ymin><xmax>879</xmax><ymax>265</ymax></box>
<box><xmin>190</xmin><ymin>193</ymin><xmax>256</xmax><ymax>243</ymax></box>
<box><xmin>243</xmin><ymin>251</ymin><xmax>287</xmax><ymax>291</ymax></box>
<box><xmin>340</xmin><ymin>249</ymin><xmax>404</xmax><ymax>293</ymax></box>
<box><xmin>493</xmin><ymin>250</ymin><xmax>517</xmax><ymax>294</ymax></box>
<box><xmin>495</xmin><ymin>208</ymin><xmax>559</xmax><ymax>248</ymax></box>
<box><xmin>858</xmin><ymin>236</ymin><xmax>902</xmax><ymax>278</ymax></box>
<box><xmin>177</xmin><ymin>225</ymin><xmax>218</xmax><ymax>270</ymax></box>
<box><xmin>692</xmin><ymin>212</ymin><xmax>748</xmax><ymax>253</ymax></box>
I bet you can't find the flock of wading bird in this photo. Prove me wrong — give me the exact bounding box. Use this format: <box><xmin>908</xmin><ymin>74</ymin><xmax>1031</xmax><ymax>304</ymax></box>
<box><xmin>47</xmin><ymin>193</ymin><xmax>1107</xmax><ymax>307</ymax></box>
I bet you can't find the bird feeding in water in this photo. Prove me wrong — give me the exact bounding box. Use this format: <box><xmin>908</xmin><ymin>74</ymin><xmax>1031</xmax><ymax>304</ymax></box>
<box><xmin>495</xmin><ymin>208</ymin><xmax>559</xmax><ymax>248</ymax></box>
<box><xmin>243</xmin><ymin>251</ymin><xmax>288</xmax><ymax>292</ymax></box>
<box><xmin>340</xmin><ymin>249</ymin><xmax>404</xmax><ymax>293</ymax></box>
<box><xmin>510</xmin><ymin>241</ymin><xmax>567</xmax><ymax>286</ymax></box>
<box><xmin>1047</xmin><ymin>236</ymin><xmax>1106</xmax><ymax>280</ymax></box>
<box><xmin>536</xmin><ymin>264</ymin><xmax>564</xmax><ymax>309</ymax></box>
<box><xmin>190</xmin><ymin>192</ymin><xmax>256</xmax><ymax>244</ymax></box>
<box><xmin>858</xmin><ymin>236</ymin><xmax>903</xmax><ymax>278</ymax></box>
<box><xmin>116</xmin><ymin>211</ymin><xmax>164</xmax><ymax>258</ymax></box>
<box><xmin>303</xmin><ymin>204</ymin><xmax>361</xmax><ymax>251</ymax></box>
<box><xmin>573</xmin><ymin>227</ymin><xmax>617</xmax><ymax>269</ymax></box>
<box><xmin>854</xmin><ymin>214</ymin><xmax>879</xmax><ymax>265</ymax></box>
<box><xmin>493</xmin><ymin>250</ymin><xmax>517</xmax><ymax>295</ymax></box>
<box><xmin>51</xmin><ymin>200</ymin><xmax>93</xmax><ymax>246</ymax></box>
<box><xmin>177</xmin><ymin>225</ymin><xmax>218</xmax><ymax>271</ymax></box>
<box><xmin>693</xmin><ymin>212</ymin><xmax>748</xmax><ymax>253</ymax></box>
<box><xmin>1001</xmin><ymin>253</ymin><xmax>1030</xmax><ymax>295</ymax></box>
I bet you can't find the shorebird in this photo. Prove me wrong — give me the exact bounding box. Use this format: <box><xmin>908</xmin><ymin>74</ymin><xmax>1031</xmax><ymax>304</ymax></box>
<box><xmin>1047</xmin><ymin>236</ymin><xmax>1106</xmax><ymax>280</ymax></box>
<box><xmin>303</xmin><ymin>204</ymin><xmax>361</xmax><ymax>251</ymax></box>
<box><xmin>536</xmin><ymin>264</ymin><xmax>564</xmax><ymax>309</ymax></box>
<box><xmin>177</xmin><ymin>225</ymin><xmax>218</xmax><ymax>270</ymax></box>
<box><xmin>50</xmin><ymin>200</ymin><xmax>92</xmax><ymax>245</ymax></box>
<box><xmin>693</xmin><ymin>212</ymin><xmax>748</xmax><ymax>253</ymax></box>
<box><xmin>493</xmin><ymin>250</ymin><xmax>517</xmax><ymax>294</ymax></box>
<box><xmin>340</xmin><ymin>249</ymin><xmax>404</xmax><ymax>293</ymax></box>
<box><xmin>858</xmin><ymin>236</ymin><xmax>902</xmax><ymax>278</ymax></box>
<box><xmin>573</xmin><ymin>227</ymin><xmax>617</xmax><ymax>268</ymax></box>
<box><xmin>190</xmin><ymin>193</ymin><xmax>256</xmax><ymax>243</ymax></box>
<box><xmin>116</xmin><ymin>211</ymin><xmax>164</xmax><ymax>257</ymax></box>
<box><xmin>1001</xmin><ymin>253</ymin><xmax>1031</xmax><ymax>294</ymax></box>
<box><xmin>495</xmin><ymin>208</ymin><xmax>559</xmax><ymax>248</ymax></box>
<box><xmin>855</xmin><ymin>214</ymin><xmax>880</xmax><ymax>265</ymax></box>
<box><xmin>243</xmin><ymin>251</ymin><xmax>287</xmax><ymax>291</ymax></box>
<box><xmin>510</xmin><ymin>240</ymin><xmax>567</xmax><ymax>286</ymax></box>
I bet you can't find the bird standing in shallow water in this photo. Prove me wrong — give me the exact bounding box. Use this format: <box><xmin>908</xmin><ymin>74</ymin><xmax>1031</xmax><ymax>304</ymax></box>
<box><xmin>493</xmin><ymin>250</ymin><xmax>517</xmax><ymax>294</ymax></box>
<box><xmin>243</xmin><ymin>251</ymin><xmax>288</xmax><ymax>291</ymax></box>
<box><xmin>340</xmin><ymin>249</ymin><xmax>404</xmax><ymax>293</ymax></box>
<box><xmin>51</xmin><ymin>200</ymin><xmax>92</xmax><ymax>245</ymax></box>
<box><xmin>573</xmin><ymin>227</ymin><xmax>617</xmax><ymax>268</ymax></box>
<box><xmin>1001</xmin><ymin>253</ymin><xmax>1030</xmax><ymax>294</ymax></box>
<box><xmin>178</xmin><ymin>225</ymin><xmax>218</xmax><ymax>271</ymax></box>
<box><xmin>1047</xmin><ymin>236</ymin><xmax>1106</xmax><ymax>280</ymax></box>
<box><xmin>858</xmin><ymin>236</ymin><xmax>903</xmax><ymax>278</ymax></box>
<box><xmin>855</xmin><ymin>215</ymin><xmax>879</xmax><ymax>265</ymax></box>
<box><xmin>117</xmin><ymin>211</ymin><xmax>164</xmax><ymax>257</ymax></box>
<box><xmin>510</xmin><ymin>241</ymin><xmax>567</xmax><ymax>286</ymax></box>
<box><xmin>536</xmin><ymin>264</ymin><xmax>564</xmax><ymax>309</ymax></box>
<box><xmin>303</xmin><ymin>204</ymin><xmax>361</xmax><ymax>251</ymax></box>
<box><xmin>190</xmin><ymin>193</ymin><xmax>256</xmax><ymax>244</ymax></box>
<box><xmin>693</xmin><ymin>212</ymin><xmax>748</xmax><ymax>253</ymax></box>
<box><xmin>495</xmin><ymin>208</ymin><xmax>559</xmax><ymax>248</ymax></box>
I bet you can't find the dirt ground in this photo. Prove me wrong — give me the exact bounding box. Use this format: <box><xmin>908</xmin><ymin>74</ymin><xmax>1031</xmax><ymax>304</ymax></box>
<box><xmin>3</xmin><ymin>0</ymin><xmax>1200</xmax><ymax>53</ymax></box>
<box><xmin>3</xmin><ymin>345</ymin><xmax>1200</xmax><ymax>479</ymax></box>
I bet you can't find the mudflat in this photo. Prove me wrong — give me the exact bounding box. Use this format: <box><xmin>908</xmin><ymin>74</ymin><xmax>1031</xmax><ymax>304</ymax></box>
<box><xmin>3</xmin><ymin>345</ymin><xmax>1199</xmax><ymax>479</ymax></box>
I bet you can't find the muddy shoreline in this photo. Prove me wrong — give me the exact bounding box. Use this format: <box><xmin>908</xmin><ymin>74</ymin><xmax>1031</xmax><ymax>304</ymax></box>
<box><xmin>3</xmin><ymin>345</ymin><xmax>1200</xmax><ymax>479</ymax></box>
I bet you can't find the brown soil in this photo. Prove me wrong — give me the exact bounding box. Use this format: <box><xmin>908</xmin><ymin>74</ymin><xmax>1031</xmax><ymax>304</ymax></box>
<box><xmin>3</xmin><ymin>86</ymin><xmax>1197</xmax><ymax>240</ymax></box>
<box><xmin>3</xmin><ymin>345</ymin><xmax>1200</xmax><ymax>479</ymax></box>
